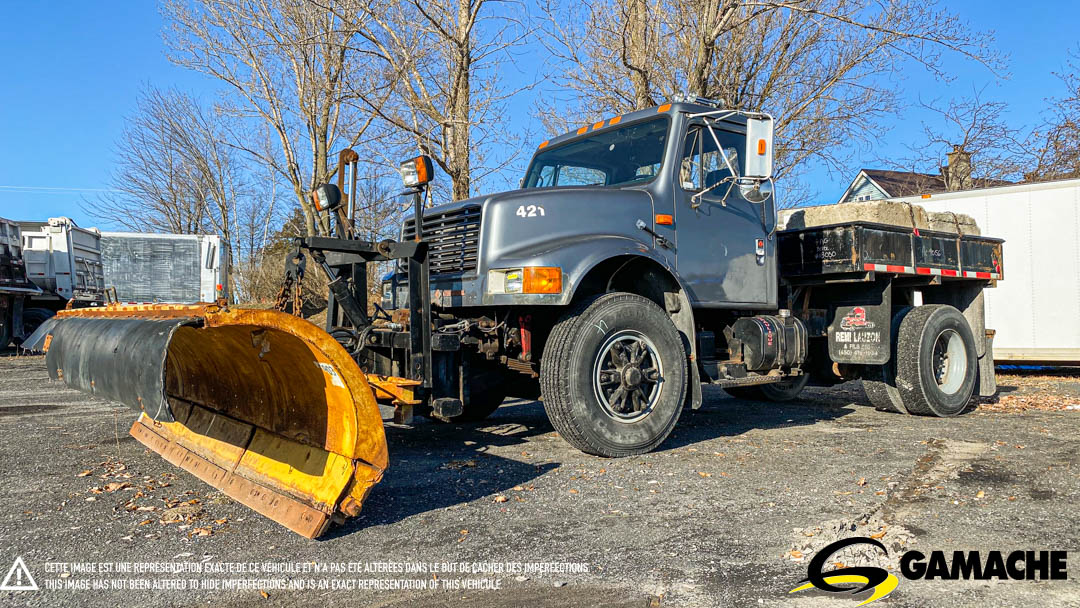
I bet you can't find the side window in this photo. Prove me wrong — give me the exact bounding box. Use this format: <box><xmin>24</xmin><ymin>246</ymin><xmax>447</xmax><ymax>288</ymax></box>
<box><xmin>679</xmin><ymin>128</ymin><xmax>703</xmax><ymax>190</ymax></box>
<box><xmin>534</xmin><ymin>165</ymin><xmax>557</xmax><ymax>187</ymax></box>
<box><xmin>680</xmin><ymin>125</ymin><xmax>742</xmax><ymax>192</ymax></box>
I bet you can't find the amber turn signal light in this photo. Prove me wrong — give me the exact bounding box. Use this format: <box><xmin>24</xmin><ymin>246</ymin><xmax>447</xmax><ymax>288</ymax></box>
<box><xmin>522</xmin><ymin>267</ymin><xmax>562</xmax><ymax>294</ymax></box>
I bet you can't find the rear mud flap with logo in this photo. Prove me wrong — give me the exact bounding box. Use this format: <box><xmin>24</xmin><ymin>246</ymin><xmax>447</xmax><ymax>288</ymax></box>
<box><xmin>827</xmin><ymin>280</ymin><xmax>891</xmax><ymax>365</ymax></box>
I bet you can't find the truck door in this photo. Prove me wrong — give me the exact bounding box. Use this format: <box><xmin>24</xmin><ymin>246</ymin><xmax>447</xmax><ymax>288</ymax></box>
<box><xmin>672</xmin><ymin>123</ymin><xmax>776</xmax><ymax>307</ymax></box>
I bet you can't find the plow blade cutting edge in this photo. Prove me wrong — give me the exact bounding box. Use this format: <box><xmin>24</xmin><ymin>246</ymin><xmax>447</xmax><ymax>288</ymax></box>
<box><xmin>25</xmin><ymin>304</ymin><xmax>388</xmax><ymax>538</ymax></box>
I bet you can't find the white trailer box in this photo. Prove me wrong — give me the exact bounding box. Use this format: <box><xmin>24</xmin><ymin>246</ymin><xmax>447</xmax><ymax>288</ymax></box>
<box><xmin>891</xmin><ymin>178</ymin><xmax>1080</xmax><ymax>365</ymax></box>
<box><xmin>100</xmin><ymin>232</ymin><xmax>228</xmax><ymax>303</ymax></box>
<box><xmin>19</xmin><ymin>217</ymin><xmax>106</xmax><ymax>304</ymax></box>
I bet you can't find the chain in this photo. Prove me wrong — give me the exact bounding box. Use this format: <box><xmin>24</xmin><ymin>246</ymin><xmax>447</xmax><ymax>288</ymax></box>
<box><xmin>274</xmin><ymin>251</ymin><xmax>306</xmax><ymax>317</ymax></box>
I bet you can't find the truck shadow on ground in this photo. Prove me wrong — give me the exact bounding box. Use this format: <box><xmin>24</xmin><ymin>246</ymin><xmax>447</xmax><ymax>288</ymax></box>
<box><xmin>328</xmin><ymin>388</ymin><xmax>860</xmax><ymax>536</ymax></box>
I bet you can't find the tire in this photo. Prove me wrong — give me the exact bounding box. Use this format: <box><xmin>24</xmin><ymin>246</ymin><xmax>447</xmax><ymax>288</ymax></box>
<box><xmin>16</xmin><ymin>308</ymin><xmax>54</xmax><ymax>344</ymax></box>
<box><xmin>894</xmin><ymin>304</ymin><xmax>977</xmax><ymax>417</ymax></box>
<box><xmin>862</xmin><ymin>307</ymin><xmax>912</xmax><ymax>414</ymax></box>
<box><xmin>0</xmin><ymin>311</ymin><xmax>11</xmax><ymax>349</ymax></box>
<box><xmin>430</xmin><ymin>366</ymin><xmax>507</xmax><ymax>424</ymax></box>
<box><xmin>541</xmin><ymin>292</ymin><xmax>688</xmax><ymax>457</ymax></box>
<box><xmin>725</xmin><ymin>374</ymin><xmax>809</xmax><ymax>402</ymax></box>
<box><xmin>724</xmin><ymin>386</ymin><xmax>765</xmax><ymax>401</ymax></box>
<box><xmin>759</xmin><ymin>374</ymin><xmax>810</xmax><ymax>401</ymax></box>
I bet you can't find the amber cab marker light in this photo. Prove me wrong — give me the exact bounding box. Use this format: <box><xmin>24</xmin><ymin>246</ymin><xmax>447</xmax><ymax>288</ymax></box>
<box><xmin>522</xmin><ymin>267</ymin><xmax>562</xmax><ymax>294</ymax></box>
<box><xmin>657</xmin><ymin>103</ymin><xmax>672</xmax><ymax>113</ymax></box>
<box><xmin>576</xmin><ymin>126</ymin><xmax>589</xmax><ymax>135</ymax></box>
<box><xmin>538</xmin><ymin>140</ymin><xmax>549</xmax><ymax>149</ymax></box>
<box><xmin>921</xmin><ymin>194</ymin><xmax>932</xmax><ymax>199</ymax></box>
<box><xmin>593</xmin><ymin>120</ymin><xmax>605</xmax><ymax>130</ymax></box>
<box><xmin>655</xmin><ymin>214</ymin><xmax>674</xmax><ymax>225</ymax></box>
<box><xmin>757</xmin><ymin>139</ymin><xmax>767</xmax><ymax>155</ymax></box>
<box><xmin>609</xmin><ymin>115</ymin><xmax>622</xmax><ymax>125</ymax></box>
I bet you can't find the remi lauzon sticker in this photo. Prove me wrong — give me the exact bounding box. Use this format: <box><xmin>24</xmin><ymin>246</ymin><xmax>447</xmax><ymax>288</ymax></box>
<box><xmin>839</xmin><ymin>306</ymin><xmax>875</xmax><ymax>331</ymax></box>
<box><xmin>790</xmin><ymin>537</ymin><xmax>1068</xmax><ymax>606</ymax></box>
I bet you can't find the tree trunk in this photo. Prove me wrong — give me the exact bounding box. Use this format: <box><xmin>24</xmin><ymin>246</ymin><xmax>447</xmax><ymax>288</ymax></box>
<box><xmin>450</xmin><ymin>0</ymin><xmax>473</xmax><ymax>201</ymax></box>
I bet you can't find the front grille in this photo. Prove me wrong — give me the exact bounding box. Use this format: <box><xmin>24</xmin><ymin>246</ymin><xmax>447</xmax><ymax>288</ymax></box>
<box><xmin>402</xmin><ymin>206</ymin><xmax>481</xmax><ymax>275</ymax></box>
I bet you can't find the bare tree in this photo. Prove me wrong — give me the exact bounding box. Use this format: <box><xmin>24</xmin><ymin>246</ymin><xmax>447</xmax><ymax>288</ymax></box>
<box><xmin>92</xmin><ymin>87</ymin><xmax>282</xmax><ymax>300</ymax></box>
<box><xmin>348</xmin><ymin>0</ymin><xmax>534</xmax><ymax>201</ymax></box>
<box><xmin>163</xmin><ymin>0</ymin><xmax>389</xmax><ymax>235</ymax></box>
<box><xmin>538</xmin><ymin>0</ymin><xmax>999</xmax><ymax>195</ymax></box>
<box><xmin>886</xmin><ymin>89</ymin><xmax>1024</xmax><ymax>189</ymax></box>
<box><xmin>94</xmin><ymin>89</ymin><xmax>210</xmax><ymax>234</ymax></box>
<box><xmin>1025</xmin><ymin>51</ymin><xmax>1080</xmax><ymax>181</ymax></box>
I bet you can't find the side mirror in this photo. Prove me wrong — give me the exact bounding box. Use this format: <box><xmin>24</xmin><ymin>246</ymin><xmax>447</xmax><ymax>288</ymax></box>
<box><xmin>743</xmin><ymin>117</ymin><xmax>773</xmax><ymax>180</ymax></box>
<box><xmin>738</xmin><ymin>180</ymin><xmax>773</xmax><ymax>204</ymax></box>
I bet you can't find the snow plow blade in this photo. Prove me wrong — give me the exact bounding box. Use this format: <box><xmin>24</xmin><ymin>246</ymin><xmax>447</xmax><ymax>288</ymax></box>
<box><xmin>25</xmin><ymin>304</ymin><xmax>388</xmax><ymax>538</ymax></box>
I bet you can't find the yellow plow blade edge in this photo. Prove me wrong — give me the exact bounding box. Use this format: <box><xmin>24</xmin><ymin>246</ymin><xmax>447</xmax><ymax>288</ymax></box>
<box><xmin>32</xmin><ymin>304</ymin><xmax>388</xmax><ymax>538</ymax></box>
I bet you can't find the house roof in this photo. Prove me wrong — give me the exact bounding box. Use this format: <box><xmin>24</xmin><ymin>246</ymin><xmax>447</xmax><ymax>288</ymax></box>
<box><xmin>840</xmin><ymin>169</ymin><xmax>1015</xmax><ymax>202</ymax></box>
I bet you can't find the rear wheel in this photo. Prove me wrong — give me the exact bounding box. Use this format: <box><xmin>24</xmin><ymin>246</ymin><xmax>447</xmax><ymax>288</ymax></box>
<box><xmin>895</xmin><ymin>304</ymin><xmax>977</xmax><ymax>417</ymax></box>
<box><xmin>725</xmin><ymin>374</ymin><xmax>809</xmax><ymax>402</ymax></box>
<box><xmin>541</xmin><ymin>292</ymin><xmax>688</xmax><ymax>457</ymax></box>
<box><xmin>17</xmin><ymin>308</ymin><xmax>54</xmax><ymax>344</ymax></box>
<box><xmin>863</xmin><ymin>307</ymin><xmax>911</xmax><ymax>414</ymax></box>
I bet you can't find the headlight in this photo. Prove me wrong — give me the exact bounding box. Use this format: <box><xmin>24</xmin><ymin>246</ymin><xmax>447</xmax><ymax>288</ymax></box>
<box><xmin>488</xmin><ymin>267</ymin><xmax>562</xmax><ymax>295</ymax></box>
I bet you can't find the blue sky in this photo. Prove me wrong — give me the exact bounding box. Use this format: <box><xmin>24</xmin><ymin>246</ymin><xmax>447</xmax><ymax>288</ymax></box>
<box><xmin>0</xmin><ymin>1</ymin><xmax>1076</xmax><ymax>229</ymax></box>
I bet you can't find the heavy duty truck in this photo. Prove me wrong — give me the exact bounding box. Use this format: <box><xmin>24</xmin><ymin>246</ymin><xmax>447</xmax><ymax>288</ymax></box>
<box><xmin>26</xmin><ymin>100</ymin><xmax>1003</xmax><ymax>538</ymax></box>
<box><xmin>0</xmin><ymin>217</ymin><xmax>42</xmax><ymax>347</ymax></box>
<box><xmin>18</xmin><ymin>217</ymin><xmax>106</xmax><ymax>335</ymax></box>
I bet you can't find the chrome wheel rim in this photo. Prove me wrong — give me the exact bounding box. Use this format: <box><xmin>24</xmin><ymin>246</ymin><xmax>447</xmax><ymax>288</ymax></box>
<box><xmin>932</xmin><ymin>329</ymin><xmax>967</xmax><ymax>395</ymax></box>
<box><xmin>592</xmin><ymin>330</ymin><xmax>663</xmax><ymax>423</ymax></box>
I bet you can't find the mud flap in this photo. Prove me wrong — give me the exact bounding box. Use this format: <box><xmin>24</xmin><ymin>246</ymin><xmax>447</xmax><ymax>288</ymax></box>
<box><xmin>30</xmin><ymin>304</ymin><xmax>388</xmax><ymax>538</ymax></box>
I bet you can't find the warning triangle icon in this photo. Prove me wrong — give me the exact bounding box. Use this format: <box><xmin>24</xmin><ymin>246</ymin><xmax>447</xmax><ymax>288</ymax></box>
<box><xmin>0</xmin><ymin>556</ymin><xmax>38</xmax><ymax>591</ymax></box>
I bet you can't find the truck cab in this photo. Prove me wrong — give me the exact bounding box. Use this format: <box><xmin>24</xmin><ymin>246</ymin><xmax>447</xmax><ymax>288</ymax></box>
<box><xmin>371</xmin><ymin>100</ymin><xmax>999</xmax><ymax>457</ymax></box>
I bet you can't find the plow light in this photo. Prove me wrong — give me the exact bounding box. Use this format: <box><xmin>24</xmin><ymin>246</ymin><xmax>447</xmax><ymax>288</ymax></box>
<box><xmin>400</xmin><ymin>155</ymin><xmax>434</xmax><ymax>188</ymax></box>
<box><xmin>312</xmin><ymin>183</ymin><xmax>342</xmax><ymax>211</ymax></box>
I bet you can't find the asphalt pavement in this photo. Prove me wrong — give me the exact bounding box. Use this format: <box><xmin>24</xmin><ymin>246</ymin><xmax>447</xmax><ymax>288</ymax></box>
<box><xmin>1</xmin><ymin>354</ymin><xmax>1077</xmax><ymax>607</ymax></box>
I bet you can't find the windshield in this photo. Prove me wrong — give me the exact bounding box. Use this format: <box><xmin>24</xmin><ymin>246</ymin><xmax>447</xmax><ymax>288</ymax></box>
<box><xmin>523</xmin><ymin>117</ymin><xmax>669</xmax><ymax>188</ymax></box>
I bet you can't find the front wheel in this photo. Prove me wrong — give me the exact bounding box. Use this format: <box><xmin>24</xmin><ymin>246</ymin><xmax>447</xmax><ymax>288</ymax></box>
<box><xmin>541</xmin><ymin>293</ymin><xmax>688</xmax><ymax>457</ymax></box>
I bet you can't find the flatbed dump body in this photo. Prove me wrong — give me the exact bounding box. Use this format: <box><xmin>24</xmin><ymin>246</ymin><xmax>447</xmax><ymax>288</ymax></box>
<box><xmin>777</xmin><ymin>221</ymin><xmax>1003</xmax><ymax>281</ymax></box>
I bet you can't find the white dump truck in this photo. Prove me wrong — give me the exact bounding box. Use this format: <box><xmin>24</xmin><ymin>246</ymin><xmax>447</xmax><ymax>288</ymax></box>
<box><xmin>17</xmin><ymin>217</ymin><xmax>106</xmax><ymax>336</ymax></box>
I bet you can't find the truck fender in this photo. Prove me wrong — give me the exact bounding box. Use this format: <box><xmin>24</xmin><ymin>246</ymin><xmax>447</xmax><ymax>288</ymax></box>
<box><xmin>568</xmin><ymin>249</ymin><xmax>703</xmax><ymax>411</ymax></box>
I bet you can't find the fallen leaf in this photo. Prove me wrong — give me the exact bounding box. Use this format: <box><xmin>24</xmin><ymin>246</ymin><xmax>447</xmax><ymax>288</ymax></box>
<box><xmin>493</xmin><ymin>495</ymin><xmax>508</xmax><ymax>503</ymax></box>
<box><xmin>104</xmin><ymin>482</ymin><xmax>130</xmax><ymax>493</ymax></box>
<box><xmin>857</xmin><ymin>477</ymin><xmax>867</xmax><ymax>487</ymax></box>
<box><xmin>138</xmin><ymin>519</ymin><xmax>152</xmax><ymax>526</ymax></box>
<box><xmin>870</xmin><ymin>528</ymin><xmax>887</xmax><ymax>539</ymax></box>
<box><xmin>512</xmin><ymin>485</ymin><xmax>524</xmax><ymax>491</ymax></box>
<box><xmin>214</xmin><ymin>518</ymin><xmax>228</xmax><ymax>525</ymax></box>
<box><xmin>192</xmin><ymin>527</ymin><xmax>212</xmax><ymax>537</ymax></box>
<box><xmin>568</xmin><ymin>489</ymin><xmax>579</xmax><ymax>494</ymax></box>
<box><xmin>77</xmin><ymin>470</ymin><xmax>92</xmax><ymax>477</ymax></box>
<box><xmin>790</xmin><ymin>550</ymin><xmax>803</xmax><ymax>560</ymax></box>
<box><xmin>976</xmin><ymin>490</ymin><xmax>985</xmax><ymax>499</ymax></box>
<box><xmin>698</xmin><ymin>471</ymin><xmax>712</xmax><ymax>478</ymax></box>
<box><xmin>260</xmin><ymin>590</ymin><xmax>269</xmax><ymax>599</ymax></box>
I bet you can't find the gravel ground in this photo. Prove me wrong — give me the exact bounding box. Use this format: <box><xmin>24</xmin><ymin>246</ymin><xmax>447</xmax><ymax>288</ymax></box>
<box><xmin>1</xmin><ymin>354</ymin><xmax>1078</xmax><ymax>607</ymax></box>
